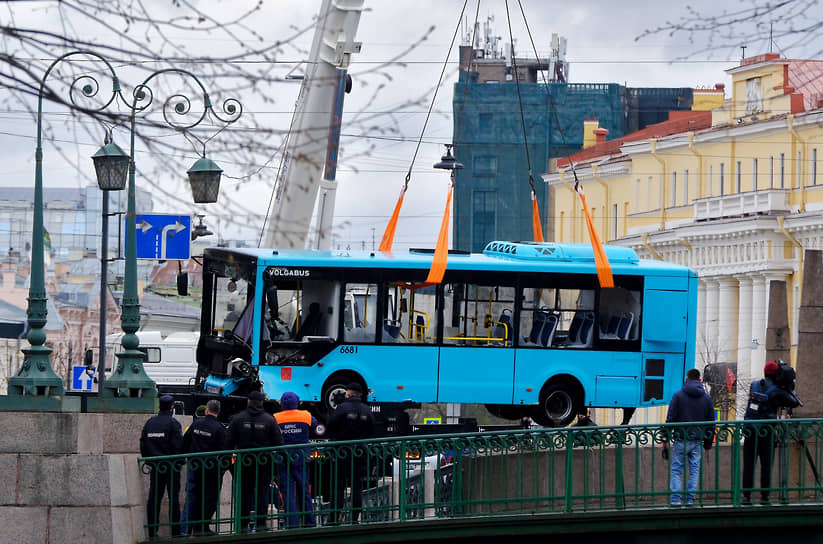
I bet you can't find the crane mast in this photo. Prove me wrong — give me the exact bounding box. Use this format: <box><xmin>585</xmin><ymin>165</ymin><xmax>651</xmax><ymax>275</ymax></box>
<box><xmin>262</xmin><ymin>0</ymin><xmax>364</xmax><ymax>250</ymax></box>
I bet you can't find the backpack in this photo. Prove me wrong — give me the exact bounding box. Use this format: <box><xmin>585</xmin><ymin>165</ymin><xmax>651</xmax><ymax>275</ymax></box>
<box><xmin>744</xmin><ymin>378</ymin><xmax>779</xmax><ymax>420</ymax></box>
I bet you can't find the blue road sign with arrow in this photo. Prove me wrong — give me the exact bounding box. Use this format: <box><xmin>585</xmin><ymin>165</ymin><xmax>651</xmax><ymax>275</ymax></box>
<box><xmin>72</xmin><ymin>365</ymin><xmax>94</xmax><ymax>392</ymax></box>
<box><xmin>133</xmin><ymin>214</ymin><xmax>191</xmax><ymax>260</ymax></box>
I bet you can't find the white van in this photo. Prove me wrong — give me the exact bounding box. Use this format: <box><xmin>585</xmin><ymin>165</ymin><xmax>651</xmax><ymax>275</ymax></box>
<box><xmin>105</xmin><ymin>331</ymin><xmax>199</xmax><ymax>394</ymax></box>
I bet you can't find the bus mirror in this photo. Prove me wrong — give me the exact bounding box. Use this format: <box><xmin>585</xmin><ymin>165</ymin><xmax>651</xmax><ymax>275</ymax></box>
<box><xmin>177</xmin><ymin>271</ymin><xmax>188</xmax><ymax>296</ymax></box>
<box><xmin>84</xmin><ymin>348</ymin><xmax>93</xmax><ymax>367</ymax></box>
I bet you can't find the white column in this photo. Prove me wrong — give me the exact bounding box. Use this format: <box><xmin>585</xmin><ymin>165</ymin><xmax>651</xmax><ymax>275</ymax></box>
<box><xmin>735</xmin><ymin>274</ymin><xmax>753</xmax><ymax>419</ymax></box>
<box><xmin>736</xmin><ymin>274</ymin><xmax>753</xmax><ymax>376</ymax></box>
<box><xmin>750</xmin><ymin>274</ymin><xmax>768</xmax><ymax>380</ymax></box>
<box><xmin>717</xmin><ymin>277</ymin><xmax>739</xmax><ymax>361</ymax></box>
<box><xmin>696</xmin><ymin>280</ymin><xmax>708</xmax><ymax>366</ymax></box>
<box><xmin>703</xmin><ymin>278</ymin><xmax>720</xmax><ymax>364</ymax></box>
<box><xmin>717</xmin><ymin>277</ymin><xmax>742</xmax><ymax>416</ymax></box>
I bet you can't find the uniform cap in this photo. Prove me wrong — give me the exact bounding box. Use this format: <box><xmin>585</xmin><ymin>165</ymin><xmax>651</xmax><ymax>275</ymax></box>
<box><xmin>764</xmin><ymin>361</ymin><xmax>779</xmax><ymax>375</ymax></box>
<box><xmin>346</xmin><ymin>382</ymin><xmax>363</xmax><ymax>393</ymax></box>
<box><xmin>280</xmin><ymin>391</ymin><xmax>299</xmax><ymax>410</ymax></box>
<box><xmin>159</xmin><ymin>395</ymin><xmax>174</xmax><ymax>410</ymax></box>
<box><xmin>248</xmin><ymin>391</ymin><xmax>266</xmax><ymax>402</ymax></box>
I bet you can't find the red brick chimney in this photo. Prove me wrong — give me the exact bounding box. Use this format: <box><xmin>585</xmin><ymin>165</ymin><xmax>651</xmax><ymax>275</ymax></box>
<box><xmin>593</xmin><ymin>128</ymin><xmax>608</xmax><ymax>145</ymax></box>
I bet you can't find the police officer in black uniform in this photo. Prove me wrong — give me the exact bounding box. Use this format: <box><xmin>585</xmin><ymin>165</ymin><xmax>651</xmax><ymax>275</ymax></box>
<box><xmin>327</xmin><ymin>382</ymin><xmax>375</xmax><ymax>523</ymax></box>
<box><xmin>742</xmin><ymin>360</ymin><xmax>801</xmax><ymax>505</ymax></box>
<box><xmin>183</xmin><ymin>399</ymin><xmax>228</xmax><ymax>535</ymax></box>
<box><xmin>140</xmin><ymin>395</ymin><xmax>183</xmax><ymax>538</ymax></box>
<box><xmin>228</xmin><ymin>391</ymin><xmax>283</xmax><ymax>531</ymax></box>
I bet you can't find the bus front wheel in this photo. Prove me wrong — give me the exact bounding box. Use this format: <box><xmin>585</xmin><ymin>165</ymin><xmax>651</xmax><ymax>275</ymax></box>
<box><xmin>533</xmin><ymin>384</ymin><xmax>580</xmax><ymax>427</ymax></box>
<box><xmin>321</xmin><ymin>374</ymin><xmax>364</xmax><ymax>416</ymax></box>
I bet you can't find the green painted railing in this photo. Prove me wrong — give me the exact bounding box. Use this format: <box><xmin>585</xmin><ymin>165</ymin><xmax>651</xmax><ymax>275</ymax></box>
<box><xmin>138</xmin><ymin>418</ymin><xmax>823</xmax><ymax>538</ymax></box>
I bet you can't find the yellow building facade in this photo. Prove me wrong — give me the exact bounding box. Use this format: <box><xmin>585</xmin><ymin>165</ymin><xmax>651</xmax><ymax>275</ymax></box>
<box><xmin>544</xmin><ymin>54</ymin><xmax>823</xmax><ymax>423</ymax></box>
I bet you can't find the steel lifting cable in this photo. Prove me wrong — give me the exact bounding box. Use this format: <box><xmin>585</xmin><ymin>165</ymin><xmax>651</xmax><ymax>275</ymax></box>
<box><xmin>504</xmin><ymin>0</ymin><xmax>543</xmax><ymax>242</ymax></box>
<box><xmin>378</xmin><ymin>0</ymin><xmax>471</xmax><ymax>253</ymax></box>
<box><xmin>516</xmin><ymin>0</ymin><xmax>613</xmax><ymax>288</ymax></box>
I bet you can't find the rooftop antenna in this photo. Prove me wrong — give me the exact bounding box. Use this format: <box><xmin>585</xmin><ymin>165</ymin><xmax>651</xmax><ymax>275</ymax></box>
<box><xmin>741</xmin><ymin>44</ymin><xmax>747</xmax><ymax>59</ymax></box>
<box><xmin>770</xmin><ymin>23</ymin><xmax>774</xmax><ymax>52</ymax></box>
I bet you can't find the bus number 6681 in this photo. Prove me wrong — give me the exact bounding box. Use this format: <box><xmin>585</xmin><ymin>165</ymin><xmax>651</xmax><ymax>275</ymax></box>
<box><xmin>339</xmin><ymin>346</ymin><xmax>358</xmax><ymax>354</ymax></box>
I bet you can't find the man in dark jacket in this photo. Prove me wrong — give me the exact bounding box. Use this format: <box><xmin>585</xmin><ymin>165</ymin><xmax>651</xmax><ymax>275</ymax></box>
<box><xmin>327</xmin><ymin>382</ymin><xmax>375</xmax><ymax>523</ymax></box>
<box><xmin>275</xmin><ymin>391</ymin><xmax>318</xmax><ymax>528</ymax></box>
<box><xmin>662</xmin><ymin>368</ymin><xmax>715</xmax><ymax>506</ymax></box>
<box><xmin>228</xmin><ymin>391</ymin><xmax>283</xmax><ymax>531</ymax></box>
<box><xmin>182</xmin><ymin>400</ymin><xmax>227</xmax><ymax>535</ymax></box>
<box><xmin>140</xmin><ymin>395</ymin><xmax>184</xmax><ymax>537</ymax></box>
<box><xmin>742</xmin><ymin>360</ymin><xmax>801</xmax><ymax>505</ymax></box>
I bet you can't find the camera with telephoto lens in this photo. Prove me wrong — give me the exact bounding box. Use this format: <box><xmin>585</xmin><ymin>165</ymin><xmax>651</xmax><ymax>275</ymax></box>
<box><xmin>774</xmin><ymin>360</ymin><xmax>803</xmax><ymax>407</ymax></box>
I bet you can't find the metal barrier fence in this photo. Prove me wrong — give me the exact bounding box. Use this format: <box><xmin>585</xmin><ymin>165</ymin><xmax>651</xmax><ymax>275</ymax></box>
<box><xmin>138</xmin><ymin>418</ymin><xmax>823</xmax><ymax>537</ymax></box>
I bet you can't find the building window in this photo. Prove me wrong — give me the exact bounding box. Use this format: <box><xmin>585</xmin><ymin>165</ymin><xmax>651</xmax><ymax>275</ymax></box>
<box><xmin>473</xmin><ymin>155</ymin><xmax>497</xmax><ymax>176</ymax></box>
<box><xmin>797</xmin><ymin>151</ymin><xmax>802</xmax><ymax>188</ymax></box>
<box><xmin>719</xmin><ymin>162</ymin><xmax>725</xmax><ymax>195</ymax></box>
<box><xmin>472</xmin><ymin>190</ymin><xmax>496</xmax><ymax>251</ymax></box>
<box><xmin>813</xmin><ymin>148</ymin><xmax>818</xmax><ymax>186</ymax></box>
<box><xmin>753</xmin><ymin>158</ymin><xmax>758</xmax><ymax>191</ymax></box>
<box><xmin>683</xmin><ymin>170</ymin><xmax>689</xmax><ymax>203</ymax></box>
<box><xmin>708</xmin><ymin>165</ymin><xmax>713</xmax><ymax>196</ymax></box>
<box><xmin>612</xmin><ymin>203</ymin><xmax>618</xmax><ymax>240</ymax></box>
<box><xmin>745</xmin><ymin>77</ymin><xmax>762</xmax><ymax>114</ymax></box>
<box><xmin>671</xmin><ymin>171</ymin><xmax>677</xmax><ymax>206</ymax></box>
<box><xmin>736</xmin><ymin>161</ymin><xmax>742</xmax><ymax>193</ymax></box>
<box><xmin>769</xmin><ymin>156</ymin><xmax>774</xmax><ymax>188</ymax></box>
<box><xmin>780</xmin><ymin>153</ymin><xmax>785</xmax><ymax>188</ymax></box>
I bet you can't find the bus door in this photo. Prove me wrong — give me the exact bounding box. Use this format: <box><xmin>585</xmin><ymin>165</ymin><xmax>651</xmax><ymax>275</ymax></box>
<box><xmin>641</xmin><ymin>283</ymin><xmax>689</xmax><ymax>405</ymax></box>
<box><xmin>437</xmin><ymin>282</ymin><xmax>516</xmax><ymax>404</ymax></box>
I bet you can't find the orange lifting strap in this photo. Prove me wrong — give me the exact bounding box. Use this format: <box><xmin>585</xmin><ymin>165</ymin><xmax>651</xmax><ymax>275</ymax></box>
<box><xmin>577</xmin><ymin>186</ymin><xmax>614</xmax><ymax>289</ymax></box>
<box><xmin>378</xmin><ymin>187</ymin><xmax>406</xmax><ymax>252</ymax></box>
<box><xmin>424</xmin><ymin>183</ymin><xmax>453</xmax><ymax>284</ymax></box>
<box><xmin>531</xmin><ymin>189</ymin><xmax>544</xmax><ymax>242</ymax></box>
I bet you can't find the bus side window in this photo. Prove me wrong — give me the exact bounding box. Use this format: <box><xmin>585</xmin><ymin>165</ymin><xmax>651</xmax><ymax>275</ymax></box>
<box><xmin>598</xmin><ymin>286</ymin><xmax>641</xmax><ymax>341</ymax></box>
<box><xmin>443</xmin><ymin>283</ymin><xmax>514</xmax><ymax>347</ymax></box>
<box><xmin>344</xmin><ymin>283</ymin><xmax>377</xmax><ymax>343</ymax></box>
<box><xmin>380</xmin><ymin>282</ymin><xmax>438</xmax><ymax>345</ymax></box>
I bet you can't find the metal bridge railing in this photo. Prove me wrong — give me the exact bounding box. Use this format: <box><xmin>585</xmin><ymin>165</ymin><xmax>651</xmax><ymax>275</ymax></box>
<box><xmin>138</xmin><ymin>418</ymin><xmax>823</xmax><ymax>537</ymax></box>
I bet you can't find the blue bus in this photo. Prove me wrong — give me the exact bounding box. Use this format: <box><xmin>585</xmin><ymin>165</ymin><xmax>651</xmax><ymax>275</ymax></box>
<box><xmin>196</xmin><ymin>240</ymin><xmax>697</xmax><ymax>427</ymax></box>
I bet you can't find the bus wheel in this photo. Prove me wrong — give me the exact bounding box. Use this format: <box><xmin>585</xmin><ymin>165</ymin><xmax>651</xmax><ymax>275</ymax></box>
<box><xmin>533</xmin><ymin>384</ymin><xmax>579</xmax><ymax>427</ymax></box>
<box><xmin>321</xmin><ymin>375</ymin><xmax>363</xmax><ymax>415</ymax></box>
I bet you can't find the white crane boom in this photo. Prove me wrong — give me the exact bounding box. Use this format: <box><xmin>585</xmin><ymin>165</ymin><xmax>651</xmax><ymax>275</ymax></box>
<box><xmin>263</xmin><ymin>0</ymin><xmax>364</xmax><ymax>250</ymax></box>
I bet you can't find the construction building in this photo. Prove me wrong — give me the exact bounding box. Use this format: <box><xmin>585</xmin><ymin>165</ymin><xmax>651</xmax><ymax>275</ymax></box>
<box><xmin>451</xmin><ymin>20</ymin><xmax>697</xmax><ymax>252</ymax></box>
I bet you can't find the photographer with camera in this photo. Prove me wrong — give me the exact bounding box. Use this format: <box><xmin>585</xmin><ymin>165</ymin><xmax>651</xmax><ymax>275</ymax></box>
<box><xmin>741</xmin><ymin>360</ymin><xmax>801</xmax><ymax>505</ymax></box>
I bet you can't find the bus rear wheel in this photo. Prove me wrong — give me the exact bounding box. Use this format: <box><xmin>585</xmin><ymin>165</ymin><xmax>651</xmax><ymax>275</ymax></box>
<box><xmin>532</xmin><ymin>384</ymin><xmax>580</xmax><ymax>427</ymax></box>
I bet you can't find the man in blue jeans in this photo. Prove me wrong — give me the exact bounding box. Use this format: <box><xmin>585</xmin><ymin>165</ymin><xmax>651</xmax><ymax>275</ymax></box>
<box><xmin>662</xmin><ymin>368</ymin><xmax>715</xmax><ymax>506</ymax></box>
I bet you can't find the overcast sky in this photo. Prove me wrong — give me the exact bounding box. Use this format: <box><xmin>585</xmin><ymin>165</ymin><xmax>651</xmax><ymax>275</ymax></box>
<box><xmin>2</xmin><ymin>0</ymin><xmax>821</xmax><ymax>251</ymax></box>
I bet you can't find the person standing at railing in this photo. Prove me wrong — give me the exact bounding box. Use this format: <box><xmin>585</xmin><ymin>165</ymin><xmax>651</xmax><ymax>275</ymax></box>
<box><xmin>182</xmin><ymin>400</ymin><xmax>228</xmax><ymax>536</ymax></box>
<box><xmin>327</xmin><ymin>382</ymin><xmax>375</xmax><ymax>524</ymax></box>
<box><xmin>180</xmin><ymin>404</ymin><xmax>207</xmax><ymax>535</ymax></box>
<box><xmin>275</xmin><ymin>391</ymin><xmax>318</xmax><ymax>528</ymax></box>
<box><xmin>228</xmin><ymin>391</ymin><xmax>284</xmax><ymax>532</ymax></box>
<box><xmin>741</xmin><ymin>360</ymin><xmax>801</xmax><ymax>505</ymax></box>
<box><xmin>662</xmin><ymin>368</ymin><xmax>715</xmax><ymax>506</ymax></box>
<box><xmin>140</xmin><ymin>395</ymin><xmax>184</xmax><ymax>538</ymax></box>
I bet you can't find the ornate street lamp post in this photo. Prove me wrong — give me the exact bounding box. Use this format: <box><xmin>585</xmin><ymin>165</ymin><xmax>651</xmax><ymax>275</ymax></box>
<box><xmin>0</xmin><ymin>51</ymin><xmax>241</xmax><ymax>411</ymax></box>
